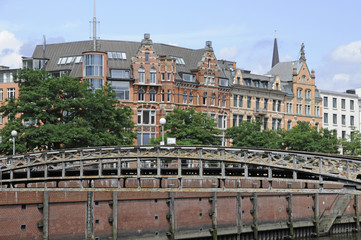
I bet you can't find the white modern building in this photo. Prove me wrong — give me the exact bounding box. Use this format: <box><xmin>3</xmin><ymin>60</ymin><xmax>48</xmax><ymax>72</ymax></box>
<box><xmin>320</xmin><ymin>90</ymin><xmax>360</xmax><ymax>140</ymax></box>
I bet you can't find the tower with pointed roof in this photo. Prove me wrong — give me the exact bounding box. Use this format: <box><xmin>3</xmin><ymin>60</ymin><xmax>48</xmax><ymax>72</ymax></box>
<box><xmin>271</xmin><ymin>31</ymin><xmax>279</xmax><ymax>68</ymax></box>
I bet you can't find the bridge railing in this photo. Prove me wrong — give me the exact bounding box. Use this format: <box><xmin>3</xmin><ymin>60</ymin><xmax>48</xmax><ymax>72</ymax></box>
<box><xmin>1</xmin><ymin>146</ymin><xmax>361</xmax><ymax>186</ymax></box>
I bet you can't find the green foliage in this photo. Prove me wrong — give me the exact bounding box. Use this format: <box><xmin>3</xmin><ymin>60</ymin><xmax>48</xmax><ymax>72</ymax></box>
<box><xmin>226</xmin><ymin>121</ymin><xmax>283</xmax><ymax>149</ymax></box>
<box><xmin>0</xmin><ymin>68</ymin><xmax>135</xmax><ymax>154</ymax></box>
<box><xmin>227</xmin><ymin>121</ymin><xmax>339</xmax><ymax>154</ymax></box>
<box><xmin>341</xmin><ymin>128</ymin><xmax>361</xmax><ymax>156</ymax></box>
<box><xmin>158</xmin><ymin>108</ymin><xmax>220</xmax><ymax>145</ymax></box>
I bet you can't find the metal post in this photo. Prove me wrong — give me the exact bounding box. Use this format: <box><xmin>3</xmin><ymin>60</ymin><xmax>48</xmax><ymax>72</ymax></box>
<box><xmin>112</xmin><ymin>192</ymin><xmax>118</xmax><ymax>240</ymax></box>
<box><xmin>86</xmin><ymin>192</ymin><xmax>95</xmax><ymax>240</ymax></box>
<box><xmin>12</xmin><ymin>136</ymin><xmax>15</xmax><ymax>155</ymax></box>
<box><xmin>162</xmin><ymin>124</ymin><xmax>164</xmax><ymax>144</ymax></box>
<box><xmin>43</xmin><ymin>191</ymin><xmax>49</xmax><ymax>240</ymax></box>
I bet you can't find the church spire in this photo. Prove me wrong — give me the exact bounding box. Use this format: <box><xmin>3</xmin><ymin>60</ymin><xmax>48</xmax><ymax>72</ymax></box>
<box><xmin>271</xmin><ymin>30</ymin><xmax>279</xmax><ymax>68</ymax></box>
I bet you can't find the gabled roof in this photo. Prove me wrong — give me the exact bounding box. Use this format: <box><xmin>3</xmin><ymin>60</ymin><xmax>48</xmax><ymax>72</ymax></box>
<box><xmin>267</xmin><ymin>60</ymin><xmax>303</xmax><ymax>82</ymax></box>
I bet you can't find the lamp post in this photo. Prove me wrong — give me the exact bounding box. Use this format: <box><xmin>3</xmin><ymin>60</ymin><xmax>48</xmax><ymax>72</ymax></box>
<box><xmin>11</xmin><ymin>130</ymin><xmax>17</xmax><ymax>155</ymax></box>
<box><xmin>160</xmin><ymin>118</ymin><xmax>166</xmax><ymax>145</ymax></box>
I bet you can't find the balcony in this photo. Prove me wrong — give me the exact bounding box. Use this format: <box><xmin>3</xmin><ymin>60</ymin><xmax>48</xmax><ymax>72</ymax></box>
<box><xmin>134</xmin><ymin>79</ymin><xmax>162</xmax><ymax>86</ymax></box>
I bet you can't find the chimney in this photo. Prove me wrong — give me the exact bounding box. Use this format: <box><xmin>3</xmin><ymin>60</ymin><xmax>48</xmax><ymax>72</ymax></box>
<box><xmin>233</xmin><ymin>61</ymin><xmax>236</xmax><ymax>69</ymax></box>
<box><xmin>206</xmin><ymin>41</ymin><xmax>212</xmax><ymax>48</ymax></box>
<box><xmin>144</xmin><ymin>33</ymin><xmax>150</xmax><ymax>40</ymax></box>
<box><xmin>292</xmin><ymin>67</ymin><xmax>297</xmax><ymax>76</ymax></box>
<box><xmin>311</xmin><ymin>69</ymin><xmax>315</xmax><ymax>79</ymax></box>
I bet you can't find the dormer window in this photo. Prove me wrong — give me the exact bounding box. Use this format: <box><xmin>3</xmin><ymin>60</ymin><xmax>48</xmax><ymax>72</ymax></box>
<box><xmin>245</xmin><ymin>79</ymin><xmax>251</xmax><ymax>86</ymax></box>
<box><xmin>84</xmin><ymin>54</ymin><xmax>103</xmax><ymax>77</ymax></box>
<box><xmin>254</xmin><ymin>80</ymin><xmax>260</xmax><ymax>88</ymax></box>
<box><xmin>183</xmin><ymin>73</ymin><xmax>196</xmax><ymax>82</ymax></box>
<box><xmin>219</xmin><ymin>78</ymin><xmax>229</xmax><ymax>87</ymax></box>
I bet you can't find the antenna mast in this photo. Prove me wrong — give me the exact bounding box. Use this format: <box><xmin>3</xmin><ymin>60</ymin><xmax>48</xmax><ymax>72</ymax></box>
<box><xmin>92</xmin><ymin>0</ymin><xmax>97</xmax><ymax>51</ymax></box>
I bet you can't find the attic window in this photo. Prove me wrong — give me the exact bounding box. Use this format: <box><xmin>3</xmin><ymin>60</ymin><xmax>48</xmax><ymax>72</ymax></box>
<box><xmin>57</xmin><ymin>56</ymin><xmax>82</xmax><ymax>65</ymax></box>
<box><xmin>107</xmin><ymin>52</ymin><xmax>127</xmax><ymax>60</ymax></box>
<box><xmin>170</xmin><ymin>56</ymin><xmax>185</xmax><ymax>65</ymax></box>
<box><xmin>219</xmin><ymin>78</ymin><xmax>228</xmax><ymax>87</ymax></box>
<box><xmin>183</xmin><ymin>73</ymin><xmax>196</xmax><ymax>82</ymax></box>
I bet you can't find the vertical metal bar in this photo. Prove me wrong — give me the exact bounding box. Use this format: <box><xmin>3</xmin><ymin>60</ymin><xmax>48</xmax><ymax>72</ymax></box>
<box><xmin>137</xmin><ymin>149</ymin><xmax>141</xmax><ymax>178</ymax></box>
<box><xmin>268</xmin><ymin>152</ymin><xmax>272</xmax><ymax>179</ymax></box>
<box><xmin>355</xmin><ymin>195</ymin><xmax>360</xmax><ymax>232</ymax></box>
<box><xmin>346</xmin><ymin>161</ymin><xmax>350</xmax><ymax>180</ymax></box>
<box><xmin>319</xmin><ymin>157</ymin><xmax>323</xmax><ymax>183</ymax></box>
<box><xmin>210</xmin><ymin>190</ymin><xmax>218</xmax><ymax>240</ymax></box>
<box><xmin>112</xmin><ymin>191</ymin><xmax>118</xmax><ymax>240</ymax></box>
<box><xmin>199</xmin><ymin>149</ymin><xmax>203</xmax><ymax>178</ymax></box>
<box><xmin>98</xmin><ymin>159</ymin><xmax>102</xmax><ymax>177</ymax></box>
<box><xmin>251</xmin><ymin>193</ymin><xmax>258</xmax><ymax>240</ymax></box>
<box><xmin>314</xmin><ymin>193</ymin><xmax>320</xmax><ymax>236</ymax></box>
<box><xmin>236</xmin><ymin>192</ymin><xmax>242</xmax><ymax>240</ymax></box>
<box><xmin>287</xmin><ymin>193</ymin><xmax>294</xmax><ymax>238</ymax></box>
<box><xmin>86</xmin><ymin>191</ymin><xmax>95</xmax><ymax>240</ymax></box>
<box><xmin>244</xmin><ymin>151</ymin><xmax>248</xmax><ymax>178</ymax></box>
<box><xmin>157</xmin><ymin>147</ymin><xmax>161</xmax><ymax>177</ymax></box>
<box><xmin>43</xmin><ymin>191</ymin><xmax>49</xmax><ymax>240</ymax></box>
<box><xmin>168</xmin><ymin>191</ymin><xmax>175</xmax><ymax>240</ymax></box>
<box><xmin>293</xmin><ymin>155</ymin><xmax>297</xmax><ymax>181</ymax></box>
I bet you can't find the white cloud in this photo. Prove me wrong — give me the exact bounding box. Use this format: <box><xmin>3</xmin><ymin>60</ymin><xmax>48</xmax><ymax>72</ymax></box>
<box><xmin>0</xmin><ymin>30</ymin><xmax>22</xmax><ymax>68</ymax></box>
<box><xmin>332</xmin><ymin>73</ymin><xmax>350</xmax><ymax>83</ymax></box>
<box><xmin>331</xmin><ymin>41</ymin><xmax>361</xmax><ymax>63</ymax></box>
<box><xmin>217</xmin><ymin>46</ymin><xmax>241</xmax><ymax>60</ymax></box>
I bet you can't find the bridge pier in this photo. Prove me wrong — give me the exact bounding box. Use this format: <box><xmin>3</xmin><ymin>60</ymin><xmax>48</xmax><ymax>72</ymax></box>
<box><xmin>251</xmin><ymin>193</ymin><xmax>258</xmax><ymax>240</ymax></box>
<box><xmin>313</xmin><ymin>193</ymin><xmax>320</xmax><ymax>236</ymax></box>
<box><xmin>209</xmin><ymin>187</ymin><xmax>218</xmax><ymax>240</ymax></box>
<box><xmin>167</xmin><ymin>191</ymin><xmax>175</xmax><ymax>240</ymax></box>
<box><xmin>287</xmin><ymin>193</ymin><xmax>294</xmax><ymax>239</ymax></box>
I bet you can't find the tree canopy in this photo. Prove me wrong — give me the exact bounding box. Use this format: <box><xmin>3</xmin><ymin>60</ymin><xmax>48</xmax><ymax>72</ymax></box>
<box><xmin>0</xmin><ymin>68</ymin><xmax>135</xmax><ymax>154</ymax></box>
<box><xmin>151</xmin><ymin>107</ymin><xmax>220</xmax><ymax>145</ymax></box>
<box><xmin>227</xmin><ymin>121</ymin><xmax>339</xmax><ymax>154</ymax></box>
<box><xmin>341</xmin><ymin>128</ymin><xmax>361</xmax><ymax>156</ymax></box>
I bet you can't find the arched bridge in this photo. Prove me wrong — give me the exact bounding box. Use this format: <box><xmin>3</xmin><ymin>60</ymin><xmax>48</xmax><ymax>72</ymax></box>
<box><xmin>1</xmin><ymin>146</ymin><xmax>361</xmax><ymax>192</ymax></box>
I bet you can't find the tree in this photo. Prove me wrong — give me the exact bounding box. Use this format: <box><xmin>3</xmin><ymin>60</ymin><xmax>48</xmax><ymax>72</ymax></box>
<box><xmin>152</xmin><ymin>108</ymin><xmax>220</xmax><ymax>145</ymax></box>
<box><xmin>341</xmin><ymin>128</ymin><xmax>361</xmax><ymax>156</ymax></box>
<box><xmin>283</xmin><ymin>122</ymin><xmax>338</xmax><ymax>154</ymax></box>
<box><xmin>0</xmin><ymin>68</ymin><xmax>135</xmax><ymax>154</ymax></box>
<box><xmin>226</xmin><ymin>121</ymin><xmax>283</xmax><ymax>149</ymax></box>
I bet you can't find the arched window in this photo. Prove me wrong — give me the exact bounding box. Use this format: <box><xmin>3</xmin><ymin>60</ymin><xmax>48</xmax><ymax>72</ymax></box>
<box><xmin>150</xmin><ymin>68</ymin><xmax>156</xmax><ymax>84</ymax></box>
<box><xmin>189</xmin><ymin>92</ymin><xmax>193</xmax><ymax>105</ymax></box>
<box><xmin>211</xmin><ymin>93</ymin><xmax>215</xmax><ymax>106</ymax></box>
<box><xmin>203</xmin><ymin>92</ymin><xmax>208</xmax><ymax>105</ymax></box>
<box><xmin>149</xmin><ymin>89</ymin><xmax>156</xmax><ymax>102</ymax></box>
<box><xmin>167</xmin><ymin>89</ymin><xmax>171</xmax><ymax>102</ymax></box>
<box><xmin>138</xmin><ymin>88</ymin><xmax>145</xmax><ymax>101</ymax></box>
<box><xmin>138</xmin><ymin>68</ymin><xmax>145</xmax><ymax>83</ymax></box>
<box><xmin>183</xmin><ymin>91</ymin><xmax>187</xmax><ymax>104</ymax></box>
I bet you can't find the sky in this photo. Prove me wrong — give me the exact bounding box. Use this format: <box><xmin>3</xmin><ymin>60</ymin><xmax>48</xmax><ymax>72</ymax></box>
<box><xmin>0</xmin><ymin>0</ymin><xmax>360</xmax><ymax>92</ymax></box>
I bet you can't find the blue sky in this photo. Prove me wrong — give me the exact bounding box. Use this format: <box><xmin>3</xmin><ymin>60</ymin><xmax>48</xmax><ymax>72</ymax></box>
<box><xmin>0</xmin><ymin>0</ymin><xmax>360</xmax><ymax>92</ymax></box>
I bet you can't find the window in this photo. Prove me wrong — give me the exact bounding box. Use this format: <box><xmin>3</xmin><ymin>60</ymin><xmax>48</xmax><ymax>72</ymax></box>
<box><xmin>84</xmin><ymin>54</ymin><xmax>103</xmax><ymax>77</ymax></box>
<box><xmin>138</xmin><ymin>89</ymin><xmax>145</xmax><ymax>101</ymax></box>
<box><xmin>149</xmin><ymin>89</ymin><xmax>156</xmax><ymax>102</ymax></box>
<box><xmin>305</xmin><ymin>105</ymin><xmax>310</xmax><ymax>115</ymax></box>
<box><xmin>254</xmin><ymin>80</ymin><xmax>260</xmax><ymax>88</ymax></box>
<box><xmin>350</xmin><ymin>100</ymin><xmax>354</xmax><ymax>110</ymax></box>
<box><xmin>161</xmin><ymin>73</ymin><xmax>165</xmax><ymax>80</ymax></box>
<box><xmin>247</xmin><ymin>116</ymin><xmax>252</xmax><ymax>122</ymax></box>
<box><xmin>351</xmin><ymin>116</ymin><xmax>355</xmax><ymax>126</ymax></box>
<box><xmin>342</xmin><ymin>131</ymin><xmax>346</xmax><ymax>139</ymax></box>
<box><xmin>161</xmin><ymin>89</ymin><xmax>165</xmax><ymax>102</ymax></box>
<box><xmin>183</xmin><ymin>74</ymin><xmax>196</xmax><ymax>82</ymax></box>
<box><xmin>58</xmin><ymin>56</ymin><xmax>83</xmax><ymax>65</ymax></box>
<box><xmin>333</xmin><ymin>114</ymin><xmax>337</xmax><ymax>124</ymax></box>
<box><xmin>137</xmin><ymin>133</ymin><xmax>156</xmax><ymax>145</ymax></box>
<box><xmin>211</xmin><ymin>93</ymin><xmax>215</xmax><ymax>106</ymax></box>
<box><xmin>287</xmin><ymin>103</ymin><xmax>293</xmax><ymax>113</ymax></box>
<box><xmin>233</xmin><ymin>95</ymin><xmax>238</xmax><ymax>107</ymax></box>
<box><xmin>262</xmin><ymin>82</ymin><xmax>268</xmax><ymax>89</ymax></box>
<box><xmin>107</xmin><ymin>52</ymin><xmax>127</xmax><ymax>60</ymax></box>
<box><xmin>145</xmin><ymin>52</ymin><xmax>149</xmax><ymax>62</ymax></box>
<box><xmin>239</xmin><ymin>96</ymin><xmax>243</xmax><ymax>108</ymax></box>
<box><xmin>264</xmin><ymin>99</ymin><xmax>268</xmax><ymax>110</ymax></box>
<box><xmin>0</xmin><ymin>89</ymin><xmax>3</xmax><ymax>101</ymax></box>
<box><xmin>167</xmin><ymin>90</ymin><xmax>171</xmax><ymax>102</ymax></box>
<box><xmin>297</xmin><ymin>104</ymin><xmax>302</xmax><ymax>115</ymax></box>
<box><xmin>247</xmin><ymin>97</ymin><xmax>251</xmax><ymax>108</ymax></box>
<box><xmin>263</xmin><ymin>118</ymin><xmax>268</xmax><ymax>130</ymax></box>
<box><xmin>111</xmin><ymin>69</ymin><xmax>130</xmax><ymax>79</ymax></box>
<box><xmin>236</xmin><ymin>77</ymin><xmax>240</xmax><ymax>85</ymax></box>
<box><xmin>287</xmin><ymin>120</ymin><xmax>292</xmax><ymax>130</ymax></box>
<box><xmin>324</xmin><ymin>113</ymin><xmax>328</xmax><ymax>124</ymax></box>
<box><xmin>232</xmin><ymin>114</ymin><xmax>243</xmax><ymax>127</ymax></box>
<box><xmin>277</xmin><ymin>101</ymin><xmax>281</xmax><ymax>112</ymax></box>
<box><xmin>86</xmin><ymin>79</ymin><xmax>103</xmax><ymax>90</ymax></box>
<box><xmin>341</xmin><ymin>115</ymin><xmax>346</xmax><ymax>125</ymax></box>
<box><xmin>315</xmin><ymin>106</ymin><xmax>320</xmax><ymax>116</ymax></box>
<box><xmin>138</xmin><ymin>68</ymin><xmax>145</xmax><ymax>83</ymax></box>
<box><xmin>332</xmin><ymin>98</ymin><xmax>337</xmax><ymax>108</ymax></box>
<box><xmin>150</xmin><ymin>68</ymin><xmax>156</xmax><ymax>84</ymax></box>
<box><xmin>302</xmin><ymin>75</ymin><xmax>305</xmax><ymax>82</ymax></box>
<box><xmin>305</xmin><ymin>90</ymin><xmax>311</xmax><ymax>99</ymax></box>
<box><xmin>218</xmin><ymin>115</ymin><xmax>227</xmax><ymax>129</ymax></box>
<box><xmin>256</xmin><ymin>98</ymin><xmax>260</xmax><ymax>110</ymax></box>
<box><xmin>222</xmin><ymin>96</ymin><xmax>226</xmax><ymax>107</ymax></box>
<box><xmin>110</xmin><ymin>81</ymin><xmax>130</xmax><ymax>100</ymax></box>
<box><xmin>137</xmin><ymin>110</ymin><xmax>156</xmax><ymax>125</ymax></box>
<box><xmin>272</xmin><ymin>119</ymin><xmax>281</xmax><ymax>131</ymax></box>
<box><xmin>189</xmin><ymin>92</ymin><xmax>193</xmax><ymax>105</ymax></box>
<box><xmin>297</xmin><ymin>88</ymin><xmax>302</xmax><ymax>98</ymax></box>
<box><xmin>219</xmin><ymin>78</ymin><xmax>229</xmax><ymax>86</ymax></box>
<box><xmin>341</xmin><ymin>99</ymin><xmax>345</xmax><ymax>109</ymax></box>
<box><xmin>245</xmin><ymin>79</ymin><xmax>251</xmax><ymax>86</ymax></box>
<box><xmin>182</xmin><ymin>91</ymin><xmax>187</xmax><ymax>104</ymax></box>
<box><xmin>167</xmin><ymin>73</ymin><xmax>171</xmax><ymax>81</ymax></box>
<box><xmin>203</xmin><ymin>93</ymin><xmax>207</xmax><ymax>105</ymax></box>
<box><xmin>272</xmin><ymin>100</ymin><xmax>276</xmax><ymax>111</ymax></box>
<box><xmin>170</xmin><ymin>56</ymin><xmax>185</xmax><ymax>65</ymax></box>
<box><xmin>323</xmin><ymin>96</ymin><xmax>328</xmax><ymax>107</ymax></box>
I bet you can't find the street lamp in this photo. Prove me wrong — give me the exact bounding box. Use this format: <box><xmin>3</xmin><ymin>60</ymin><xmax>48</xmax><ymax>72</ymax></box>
<box><xmin>160</xmin><ymin>118</ymin><xmax>166</xmax><ymax>145</ymax></box>
<box><xmin>11</xmin><ymin>130</ymin><xmax>17</xmax><ymax>155</ymax></box>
